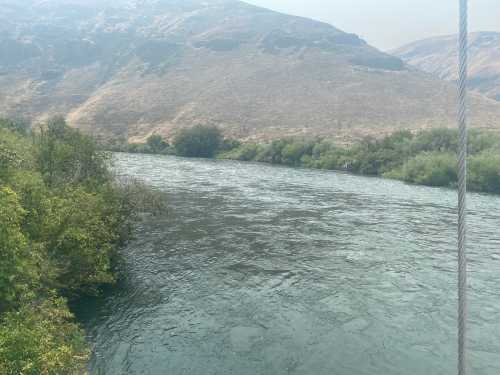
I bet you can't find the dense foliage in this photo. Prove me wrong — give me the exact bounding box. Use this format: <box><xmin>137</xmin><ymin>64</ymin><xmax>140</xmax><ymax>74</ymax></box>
<box><xmin>172</xmin><ymin>125</ymin><xmax>223</xmax><ymax>158</ymax></box>
<box><xmin>220</xmin><ymin>129</ymin><xmax>500</xmax><ymax>194</ymax></box>
<box><xmin>0</xmin><ymin>118</ymin><xmax>152</xmax><ymax>374</ymax></box>
<box><xmin>0</xmin><ymin>297</ymin><xmax>88</xmax><ymax>375</ymax></box>
<box><xmin>111</xmin><ymin>125</ymin><xmax>500</xmax><ymax>193</ymax></box>
<box><xmin>109</xmin><ymin>126</ymin><xmax>236</xmax><ymax>158</ymax></box>
<box><xmin>125</xmin><ymin>134</ymin><xmax>171</xmax><ymax>155</ymax></box>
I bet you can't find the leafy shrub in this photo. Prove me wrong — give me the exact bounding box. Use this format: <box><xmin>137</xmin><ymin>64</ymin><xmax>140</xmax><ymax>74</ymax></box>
<box><xmin>469</xmin><ymin>152</ymin><xmax>500</xmax><ymax>193</ymax></box>
<box><xmin>468</xmin><ymin>131</ymin><xmax>500</xmax><ymax>154</ymax></box>
<box><xmin>393</xmin><ymin>152</ymin><xmax>458</xmax><ymax>187</ymax></box>
<box><xmin>35</xmin><ymin>117</ymin><xmax>110</xmax><ymax>188</ymax></box>
<box><xmin>44</xmin><ymin>188</ymin><xmax>118</xmax><ymax>295</ymax></box>
<box><xmin>0</xmin><ymin>118</ymin><xmax>162</xmax><ymax>372</ymax></box>
<box><xmin>6</xmin><ymin>171</ymin><xmax>52</xmax><ymax>242</ymax></box>
<box><xmin>316</xmin><ymin>149</ymin><xmax>346</xmax><ymax>170</ymax></box>
<box><xmin>0</xmin><ymin>187</ymin><xmax>37</xmax><ymax>312</ymax></box>
<box><xmin>281</xmin><ymin>140</ymin><xmax>314</xmax><ymax>166</ymax></box>
<box><xmin>146</xmin><ymin>134</ymin><xmax>170</xmax><ymax>154</ymax></box>
<box><xmin>173</xmin><ymin>125</ymin><xmax>223</xmax><ymax>158</ymax></box>
<box><xmin>254</xmin><ymin>140</ymin><xmax>288</xmax><ymax>164</ymax></box>
<box><xmin>0</xmin><ymin>129</ymin><xmax>34</xmax><ymax>180</ymax></box>
<box><xmin>410</xmin><ymin>128</ymin><xmax>458</xmax><ymax>154</ymax></box>
<box><xmin>219</xmin><ymin>143</ymin><xmax>260</xmax><ymax>161</ymax></box>
<box><xmin>0</xmin><ymin>118</ymin><xmax>30</xmax><ymax>135</ymax></box>
<box><xmin>0</xmin><ymin>297</ymin><xmax>88</xmax><ymax>375</ymax></box>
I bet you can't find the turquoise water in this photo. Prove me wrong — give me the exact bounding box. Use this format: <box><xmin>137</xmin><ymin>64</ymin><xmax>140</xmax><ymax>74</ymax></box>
<box><xmin>80</xmin><ymin>153</ymin><xmax>500</xmax><ymax>375</ymax></box>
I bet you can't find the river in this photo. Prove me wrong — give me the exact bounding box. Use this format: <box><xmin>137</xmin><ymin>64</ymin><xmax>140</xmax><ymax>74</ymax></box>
<box><xmin>78</xmin><ymin>152</ymin><xmax>500</xmax><ymax>375</ymax></box>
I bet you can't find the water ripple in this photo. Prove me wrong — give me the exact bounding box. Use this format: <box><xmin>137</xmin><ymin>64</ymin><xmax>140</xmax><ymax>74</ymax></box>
<box><xmin>78</xmin><ymin>153</ymin><xmax>500</xmax><ymax>375</ymax></box>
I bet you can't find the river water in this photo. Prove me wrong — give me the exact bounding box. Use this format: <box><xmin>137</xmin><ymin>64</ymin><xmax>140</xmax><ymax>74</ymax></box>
<box><xmin>79</xmin><ymin>153</ymin><xmax>500</xmax><ymax>375</ymax></box>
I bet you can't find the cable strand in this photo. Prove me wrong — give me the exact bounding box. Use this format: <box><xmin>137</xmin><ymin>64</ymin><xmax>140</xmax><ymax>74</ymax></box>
<box><xmin>457</xmin><ymin>1</ymin><xmax>468</xmax><ymax>374</ymax></box>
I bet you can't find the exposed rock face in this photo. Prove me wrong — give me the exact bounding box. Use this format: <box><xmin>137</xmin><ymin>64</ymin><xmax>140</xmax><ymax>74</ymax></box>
<box><xmin>394</xmin><ymin>32</ymin><xmax>500</xmax><ymax>102</ymax></box>
<box><xmin>1</xmin><ymin>1</ymin><xmax>500</xmax><ymax>141</ymax></box>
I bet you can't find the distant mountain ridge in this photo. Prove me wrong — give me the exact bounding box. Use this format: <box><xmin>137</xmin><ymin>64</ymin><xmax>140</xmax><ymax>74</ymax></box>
<box><xmin>394</xmin><ymin>32</ymin><xmax>500</xmax><ymax>102</ymax></box>
<box><xmin>1</xmin><ymin>1</ymin><xmax>500</xmax><ymax>142</ymax></box>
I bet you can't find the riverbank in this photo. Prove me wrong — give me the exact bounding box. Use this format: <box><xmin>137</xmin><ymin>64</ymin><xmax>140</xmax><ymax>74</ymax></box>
<box><xmin>220</xmin><ymin>129</ymin><xmax>500</xmax><ymax>194</ymax></box>
<box><xmin>0</xmin><ymin>118</ymin><xmax>163</xmax><ymax>374</ymax></box>
<box><xmin>113</xmin><ymin>126</ymin><xmax>500</xmax><ymax>194</ymax></box>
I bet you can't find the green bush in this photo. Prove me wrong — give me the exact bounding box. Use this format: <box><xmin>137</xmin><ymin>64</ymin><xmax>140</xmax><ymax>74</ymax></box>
<box><xmin>0</xmin><ymin>187</ymin><xmax>38</xmax><ymax>312</ymax></box>
<box><xmin>0</xmin><ymin>297</ymin><xmax>88</xmax><ymax>375</ymax></box>
<box><xmin>316</xmin><ymin>152</ymin><xmax>339</xmax><ymax>170</ymax></box>
<box><xmin>312</xmin><ymin>140</ymin><xmax>334</xmax><ymax>160</ymax></box>
<box><xmin>0</xmin><ymin>129</ymin><xmax>34</xmax><ymax>180</ymax></box>
<box><xmin>281</xmin><ymin>140</ymin><xmax>314</xmax><ymax>166</ymax></box>
<box><xmin>6</xmin><ymin>171</ymin><xmax>51</xmax><ymax>242</ymax></box>
<box><xmin>469</xmin><ymin>152</ymin><xmax>500</xmax><ymax>193</ymax></box>
<box><xmin>0</xmin><ymin>118</ymin><xmax>156</xmax><ymax>372</ymax></box>
<box><xmin>410</xmin><ymin>128</ymin><xmax>458</xmax><ymax>154</ymax></box>
<box><xmin>254</xmin><ymin>140</ymin><xmax>288</xmax><ymax>164</ymax></box>
<box><xmin>35</xmin><ymin>117</ymin><xmax>110</xmax><ymax>188</ymax></box>
<box><xmin>173</xmin><ymin>125</ymin><xmax>223</xmax><ymax>158</ymax></box>
<box><xmin>146</xmin><ymin>134</ymin><xmax>169</xmax><ymax>154</ymax></box>
<box><xmin>468</xmin><ymin>131</ymin><xmax>500</xmax><ymax>154</ymax></box>
<box><xmin>347</xmin><ymin>132</ymin><xmax>413</xmax><ymax>175</ymax></box>
<box><xmin>43</xmin><ymin>188</ymin><xmax>119</xmax><ymax>295</ymax></box>
<box><xmin>394</xmin><ymin>152</ymin><xmax>458</xmax><ymax>187</ymax></box>
<box><xmin>0</xmin><ymin>118</ymin><xmax>30</xmax><ymax>135</ymax></box>
<box><xmin>219</xmin><ymin>143</ymin><xmax>260</xmax><ymax>161</ymax></box>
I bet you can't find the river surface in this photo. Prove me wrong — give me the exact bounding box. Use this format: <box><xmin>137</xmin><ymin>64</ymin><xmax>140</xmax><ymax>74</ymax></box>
<box><xmin>79</xmin><ymin>153</ymin><xmax>500</xmax><ymax>375</ymax></box>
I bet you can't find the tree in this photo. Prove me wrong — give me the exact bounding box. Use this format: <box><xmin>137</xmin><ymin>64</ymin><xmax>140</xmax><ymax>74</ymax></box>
<box><xmin>35</xmin><ymin>117</ymin><xmax>109</xmax><ymax>188</ymax></box>
<box><xmin>0</xmin><ymin>187</ymin><xmax>37</xmax><ymax>312</ymax></box>
<box><xmin>469</xmin><ymin>152</ymin><xmax>500</xmax><ymax>193</ymax></box>
<box><xmin>0</xmin><ymin>118</ymin><xmax>30</xmax><ymax>135</ymax></box>
<box><xmin>173</xmin><ymin>125</ymin><xmax>222</xmax><ymax>158</ymax></box>
<box><xmin>146</xmin><ymin>134</ymin><xmax>169</xmax><ymax>154</ymax></box>
<box><xmin>281</xmin><ymin>140</ymin><xmax>314</xmax><ymax>166</ymax></box>
<box><xmin>410</xmin><ymin>128</ymin><xmax>458</xmax><ymax>154</ymax></box>
<box><xmin>397</xmin><ymin>152</ymin><xmax>457</xmax><ymax>187</ymax></box>
<box><xmin>43</xmin><ymin>188</ymin><xmax>119</xmax><ymax>296</ymax></box>
<box><xmin>0</xmin><ymin>129</ymin><xmax>34</xmax><ymax>181</ymax></box>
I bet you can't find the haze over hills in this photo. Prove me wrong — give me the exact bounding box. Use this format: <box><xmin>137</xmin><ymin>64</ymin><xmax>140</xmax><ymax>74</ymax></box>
<box><xmin>1</xmin><ymin>0</ymin><xmax>500</xmax><ymax>142</ymax></box>
<box><xmin>394</xmin><ymin>32</ymin><xmax>500</xmax><ymax>102</ymax></box>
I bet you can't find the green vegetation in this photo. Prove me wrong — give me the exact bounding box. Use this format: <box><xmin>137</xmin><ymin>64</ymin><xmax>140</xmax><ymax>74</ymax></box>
<box><xmin>109</xmin><ymin>126</ymin><xmax>238</xmax><ymax>158</ymax></box>
<box><xmin>387</xmin><ymin>152</ymin><xmax>458</xmax><ymax>187</ymax></box>
<box><xmin>126</xmin><ymin>134</ymin><xmax>171</xmax><ymax>155</ymax></box>
<box><xmin>112</xmin><ymin>125</ymin><xmax>500</xmax><ymax>194</ymax></box>
<box><xmin>0</xmin><ymin>117</ymin><xmax>159</xmax><ymax>374</ymax></box>
<box><xmin>173</xmin><ymin>125</ymin><xmax>223</xmax><ymax>158</ymax></box>
<box><xmin>220</xmin><ymin>129</ymin><xmax>500</xmax><ymax>194</ymax></box>
<box><xmin>0</xmin><ymin>297</ymin><xmax>88</xmax><ymax>375</ymax></box>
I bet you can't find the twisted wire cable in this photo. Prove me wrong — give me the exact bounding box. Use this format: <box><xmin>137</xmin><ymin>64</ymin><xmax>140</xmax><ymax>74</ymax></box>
<box><xmin>457</xmin><ymin>0</ymin><xmax>468</xmax><ymax>374</ymax></box>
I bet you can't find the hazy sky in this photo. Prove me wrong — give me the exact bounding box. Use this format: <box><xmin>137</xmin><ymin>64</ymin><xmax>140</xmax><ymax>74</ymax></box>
<box><xmin>245</xmin><ymin>0</ymin><xmax>500</xmax><ymax>50</ymax></box>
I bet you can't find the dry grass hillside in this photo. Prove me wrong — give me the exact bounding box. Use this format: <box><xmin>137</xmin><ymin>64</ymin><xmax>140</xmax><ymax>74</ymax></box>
<box><xmin>394</xmin><ymin>32</ymin><xmax>500</xmax><ymax>102</ymax></box>
<box><xmin>1</xmin><ymin>1</ymin><xmax>500</xmax><ymax>142</ymax></box>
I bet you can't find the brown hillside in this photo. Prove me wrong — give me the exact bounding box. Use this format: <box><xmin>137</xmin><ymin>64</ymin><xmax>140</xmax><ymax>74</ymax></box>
<box><xmin>393</xmin><ymin>32</ymin><xmax>500</xmax><ymax>102</ymax></box>
<box><xmin>1</xmin><ymin>1</ymin><xmax>500</xmax><ymax>142</ymax></box>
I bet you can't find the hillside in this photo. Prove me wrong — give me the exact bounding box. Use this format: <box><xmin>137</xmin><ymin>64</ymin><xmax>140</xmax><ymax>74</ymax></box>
<box><xmin>394</xmin><ymin>32</ymin><xmax>500</xmax><ymax>102</ymax></box>
<box><xmin>1</xmin><ymin>0</ymin><xmax>500</xmax><ymax>142</ymax></box>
